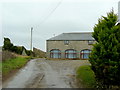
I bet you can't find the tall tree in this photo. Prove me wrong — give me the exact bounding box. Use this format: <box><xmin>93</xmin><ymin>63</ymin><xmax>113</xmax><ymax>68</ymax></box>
<box><xmin>89</xmin><ymin>10</ymin><xmax>120</xmax><ymax>88</ymax></box>
<box><xmin>3</xmin><ymin>38</ymin><xmax>13</xmax><ymax>51</ymax></box>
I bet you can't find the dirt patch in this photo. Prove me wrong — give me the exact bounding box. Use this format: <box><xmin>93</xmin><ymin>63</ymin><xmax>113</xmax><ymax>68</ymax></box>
<box><xmin>2</xmin><ymin>69</ymin><xmax>19</xmax><ymax>82</ymax></box>
<box><xmin>26</xmin><ymin>73</ymin><xmax>45</xmax><ymax>88</ymax></box>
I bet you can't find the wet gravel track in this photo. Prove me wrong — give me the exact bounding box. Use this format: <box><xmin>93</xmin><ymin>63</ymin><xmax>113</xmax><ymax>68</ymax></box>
<box><xmin>3</xmin><ymin>58</ymin><xmax>90</xmax><ymax>88</ymax></box>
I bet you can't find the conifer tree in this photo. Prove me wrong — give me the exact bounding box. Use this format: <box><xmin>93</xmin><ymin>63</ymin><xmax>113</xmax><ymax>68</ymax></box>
<box><xmin>89</xmin><ymin>10</ymin><xmax>120</xmax><ymax>88</ymax></box>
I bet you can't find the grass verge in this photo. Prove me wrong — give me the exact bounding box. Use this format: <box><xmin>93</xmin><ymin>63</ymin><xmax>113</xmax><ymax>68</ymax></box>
<box><xmin>2</xmin><ymin>57</ymin><xmax>31</xmax><ymax>77</ymax></box>
<box><xmin>0</xmin><ymin>62</ymin><xmax>2</xmax><ymax>71</ymax></box>
<box><xmin>76</xmin><ymin>65</ymin><xmax>96</xmax><ymax>88</ymax></box>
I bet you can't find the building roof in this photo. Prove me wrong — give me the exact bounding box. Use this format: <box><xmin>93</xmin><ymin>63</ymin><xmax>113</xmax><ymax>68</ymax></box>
<box><xmin>47</xmin><ymin>32</ymin><xmax>95</xmax><ymax>41</ymax></box>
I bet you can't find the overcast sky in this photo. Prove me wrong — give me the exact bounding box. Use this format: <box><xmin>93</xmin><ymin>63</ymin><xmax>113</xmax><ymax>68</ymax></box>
<box><xmin>0</xmin><ymin>0</ymin><xmax>120</xmax><ymax>51</ymax></box>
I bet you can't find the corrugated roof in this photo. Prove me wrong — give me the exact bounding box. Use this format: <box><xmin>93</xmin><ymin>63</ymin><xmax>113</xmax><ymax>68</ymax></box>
<box><xmin>47</xmin><ymin>32</ymin><xmax>95</xmax><ymax>41</ymax></box>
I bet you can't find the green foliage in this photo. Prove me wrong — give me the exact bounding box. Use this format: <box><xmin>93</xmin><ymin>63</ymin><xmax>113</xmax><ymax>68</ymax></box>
<box><xmin>76</xmin><ymin>65</ymin><xmax>96</xmax><ymax>88</ymax></box>
<box><xmin>26</xmin><ymin>50</ymin><xmax>35</xmax><ymax>56</ymax></box>
<box><xmin>93</xmin><ymin>10</ymin><xmax>118</xmax><ymax>42</ymax></box>
<box><xmin>3</xmin><ymin>38</ymin><xmax>14</xmax><ymax>51</ymax></box>
<box><xmin>2</xmin><ymin>57</ymin><xmax>30</xmax><ymax>76</ymax></box>
<box><xmin>3</xmin><ymin>37</ymin><xmax>34</xmax><ymax>56</ymax></box>
<box><xmin>0</xmin><ymin>62</ymin><xmax>2</xmax><ymax>71</ymax></box>
<box><xmin>89</xmin><ymin>10</ymin><xmax>120</xmax><ymax>88</ymax></box>
<box><xmin>15</xmin><ymin>46</ymin><xmax>25</xmax><ymax>55</ymax></box>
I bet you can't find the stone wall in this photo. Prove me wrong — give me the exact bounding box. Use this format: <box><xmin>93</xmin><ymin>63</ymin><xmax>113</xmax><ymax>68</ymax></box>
<box><xmin>2</xmin><ymin>51</ymin><xmax>16</xmax><ymax>61</ymax></box>
<box><xmin>33</xmin><ymin>47</ymin><xmax>46</xmax><ymax>58</ymax></box>
<box><xmin>46</xmin><ymin>40</ymin><xmax>95</xmax><ymax>58</ymax></box>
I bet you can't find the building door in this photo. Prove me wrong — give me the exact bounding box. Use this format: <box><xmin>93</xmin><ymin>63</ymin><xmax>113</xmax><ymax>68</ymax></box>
<box><xmin>50</xmin><ymin>49</ymin><xmax>61</xmax><ymax>58</ymax></box>
<box><xmin>65</xmin><ymin>49</ymin><xmax>77</xmax><ymax>59</ymax></box>
<box><xmin>80</xmin><ymin>49</ymin><xmax>91</xmax><ymax>59</ymax></box>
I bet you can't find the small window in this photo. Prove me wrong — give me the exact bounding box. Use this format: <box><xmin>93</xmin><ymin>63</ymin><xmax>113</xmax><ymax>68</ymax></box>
<box><xmin>88</xmin><ymin>40</ymin><xmax>94</xmax><ymax>45</ymax></box>
<box><xmin>64</xmin><ymin>40</ymin><xmax>69</xmax><ymax>45</ymax></box>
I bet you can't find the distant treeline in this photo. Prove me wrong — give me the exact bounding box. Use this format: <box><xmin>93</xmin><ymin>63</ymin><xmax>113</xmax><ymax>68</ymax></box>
<box><xmin>2</xmin><ymin>38</ymin><xmax>34</xmax><ymax>56</ymax></box>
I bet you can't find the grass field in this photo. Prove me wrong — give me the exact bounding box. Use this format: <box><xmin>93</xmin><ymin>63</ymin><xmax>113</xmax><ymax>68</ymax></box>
<box><xmin>2</xmin><ymin>57</ymin><xmax>31</xmax><ymax>77</ymax></box>
<box><xmin>76</xmin><ymin>65</ymin><xmax>96</xmax><ymax>88</ymax></box>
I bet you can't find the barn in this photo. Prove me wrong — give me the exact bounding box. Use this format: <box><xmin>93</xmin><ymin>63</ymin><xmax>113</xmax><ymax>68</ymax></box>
<box><xmin>46</xmin><ymin>32</ymin><xmax>95</xmax><ymax>59</ymax></box>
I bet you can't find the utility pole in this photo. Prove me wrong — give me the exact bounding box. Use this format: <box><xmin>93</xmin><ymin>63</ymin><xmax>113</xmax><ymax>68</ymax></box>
<box><xmin>30</xmin><ymin>27</ymin><xmax>33</xmax><ymax>51</ymax></box>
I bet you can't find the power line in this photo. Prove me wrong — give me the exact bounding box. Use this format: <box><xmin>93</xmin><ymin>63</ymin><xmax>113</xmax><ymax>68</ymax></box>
<box><xmin>39</xmin><ymin>0</ymin><xmax>63</xmax><ymax>24</ymax></box>
<box><xmin>31</xmin><ymin>0</ymin><xmax>63</xmax><ymax>49</ymax></box>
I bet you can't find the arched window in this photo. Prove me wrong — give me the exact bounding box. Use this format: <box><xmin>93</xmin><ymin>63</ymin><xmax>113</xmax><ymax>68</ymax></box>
<box><xmin>80</xmin><ymin>49</ymin><xmax>91</xmax><ymax>59</ymax></box>
<box><xmin>50</xmin><ymin>49</ymin><xmax>61</xmax><ymax>58</ymax></box>
<box><xmin>65</xmin><ymin>49</ymin><xmax>77</xmax><ymax>59</ymax></box>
